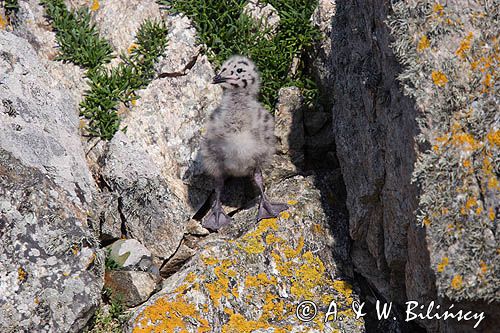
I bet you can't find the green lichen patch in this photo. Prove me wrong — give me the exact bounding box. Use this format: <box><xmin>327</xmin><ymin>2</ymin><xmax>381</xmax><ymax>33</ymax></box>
<box><xmin>159</xmin><ymin>0</ymin><xmax>320</xmax><ymax>110</ymax></box>
<box><xmin>41</xmin><ymin>1</ymin><xmax>168</xmax><ymax>140</ymax></box>
<box><xmin>389</xmin><ymin>1</ymin><xmax>499</xmax><ymax>302</ymax></box>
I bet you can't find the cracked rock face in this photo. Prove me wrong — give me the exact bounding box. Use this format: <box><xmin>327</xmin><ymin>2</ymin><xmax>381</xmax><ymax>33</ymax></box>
<box><xmin>121</xmin><ymin>15</ymin><xmax>222</xmax><ymax>215</ymax></box>
<box><xmin>0</xmin><ymin>31</ymin><xmax>94</xmax><ymax>208</ymax></box>
<box><xmin>127</xmin><ymin>176</ymin><xmax>365</xmax><ymax>333</ymax></box>
<box><xmin>0</xmin><ymin>149</ymin><xmax>103</xmax><ymax>332</ymax></box>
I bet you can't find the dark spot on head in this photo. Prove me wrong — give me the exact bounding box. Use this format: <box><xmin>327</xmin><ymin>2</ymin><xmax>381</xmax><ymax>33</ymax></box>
<box><xmin>242</xmin><ymin>79</ymin><xmax>247</xmax><ymax>88</ymax></box>
<box><xmin>237</xmin><ymin>68</ymin><xmax>243</xmax><ymax>73</ymax></box>
<box><xmin>251</xmin><ymin>77</ymin><xmax>255</xmax><ymax>84</ymax></box>
<box><xmin>231</xmin><ymin>71</ymin><xmax>234</xmax><ymax>75</ymax></box>
<box><xmin>238</xmin><ymin>61</ymin><xmax>249</xmax><ymax>66</ymax></box>
<box><xmin>221</xmin><ymin>68</ymin><xmax>227</xmax><ymax>73</ymax></box>
<box><xmin>231</xmin><ymin>83</ymin><xmax>239</xmax><ymax>88</ymax></box>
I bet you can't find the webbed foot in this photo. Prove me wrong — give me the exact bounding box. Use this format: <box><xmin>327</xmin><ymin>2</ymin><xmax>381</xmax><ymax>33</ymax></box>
<box><xmin>257</xmin><ymin>198</ymin><xmax>288</xmax><ymax>221</ymax></box>
<box><xmin>202</xmin><ymin>206</ymin><xmax>232</xmax><ymax>231</ymax></box>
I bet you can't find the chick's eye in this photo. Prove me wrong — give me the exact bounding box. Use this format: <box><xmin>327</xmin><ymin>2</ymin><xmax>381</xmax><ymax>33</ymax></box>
<box><xmin>237</xmin><ymin>68</ymin><xmax>243</xmax><ymax>73</ymax></box>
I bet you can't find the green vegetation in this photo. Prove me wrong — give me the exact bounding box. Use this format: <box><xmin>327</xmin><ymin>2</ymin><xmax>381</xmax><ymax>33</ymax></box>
<box><xmin>41</xmin><ymin>0</ymin><xmax>113</xmax><ymax>68</ymax></box>
<box><xmin>104</xmin><ymin>249</ymin><xmax>120</xmax><ymax>270</ymax></box>
<box><xmin>81</xmin><ymin>20</ymin><xmax>168</xmax><ymax>139</ymax></box>
<box><xmin>160</xmin><ymin>0</ymin><xmax>320</xmax><ymax>110</ymax></box>
<box><xmin>41</xmin><ymin>1</ymin><xmax>168</xmax><ymax>140</ymax></box>
<box><xmin>2</xmin><ymin>0</ymin><xmax>18</xmax><ymax>13</ymax></box>
<box><xmin>85</xmin><ymin>289</ymin><xmax>129</xmax><ymax>333</ymax></box>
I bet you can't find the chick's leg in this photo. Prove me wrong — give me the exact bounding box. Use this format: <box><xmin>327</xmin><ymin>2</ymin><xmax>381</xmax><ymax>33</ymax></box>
<box><xmin>254</xmin><ymin>168</ymin><xmax>288</xmax><ymax>220</ymax></box>
<box><xmin>202</xmin><ymin>176</ymin><xmax>232</xmax><ymax>230</ymax></box>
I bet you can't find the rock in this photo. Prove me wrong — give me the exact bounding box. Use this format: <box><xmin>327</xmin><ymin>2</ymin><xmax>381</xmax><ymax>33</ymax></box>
<box><xmin>108</xmin><ymin>239</ymin><xmax>152</xmax><ymax>269</ymax></box>
<box><xmin>0</xmin><ymin>31</ymin><xmax>94</xmax><ymax>207</ymax></box>
<box><xmin>160</xmin><ymin>242</ymin><xmax>197</xmax><ymax>277</ymax></box>
<box><xmin>83</xmin><ymin>0</ymin><xmax>162</xmax><ymax>53</ymax></box>
<box><xmin>242</xmin><ymin>0</ymin><xmax>281</xmax><ymax>38</ymax></box>
<box><xmin>309</xmin><ymin>0</ymin><xmax>336</xmax><ymax>96</ymax></box>
<box><xmin>121</xmin><ymin>14</ymin><xmax>221</xmax><ymax>215</ymax></box>
<box><xmin>327</xmin><ymin>0</ymin><xmax>500</xmax><ymax>331</ymax></box>
<box><xmin>15</xmin><ymin>0</ymin><xmax>88</xmax><ymax>104</ymax></box>
<box><xmin>127</xmin><ymin>176</ymin><xmax>364</xmax><ymax>332</ymax></box>
<box><xmin>104</xmin><ymin>271</ymin><xmax>158</xmax><ymax>307</ymax></box>
<box><xmin>0</xmin><ymin>150</ymin><xmax>103</xmax><ymax>332</ymax></box>
<box><xmin>101</xmin><ymin>132</ymin><xmax>188</xmax><ymax>261</ymax></box>
<box><xmin>274</xmin><ymin>87</ymin><xmax>305</xmax><ymax>168</ymax></box>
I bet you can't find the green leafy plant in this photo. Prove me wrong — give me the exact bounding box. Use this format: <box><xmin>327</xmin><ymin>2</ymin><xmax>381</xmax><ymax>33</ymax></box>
<box><xmin>85</xmin><ymin>289</ymin><xmax>129</xmax><ymax>333</ymax></box>
<box><xmin>104</xmin><ymin>249</ymin><xmax>120</xmax><ymax>270</ymax></box>
<box><xmin>41</xmin><ymin>0</ymin><xmax>113</xmax><ymax>69</ymax></box>
<box><xmin>41</xmin><ymin>1</ymin><xmax>168</xmax><ymax>140</ymax></box>
<box><xmin>160</xmin><ymin>0</ymin><xmax>320</xmax><ymax>110</ymax></box>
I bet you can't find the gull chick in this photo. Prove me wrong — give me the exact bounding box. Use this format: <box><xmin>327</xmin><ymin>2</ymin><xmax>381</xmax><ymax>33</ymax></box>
<box><xmin>201</xmin><ymin>55</ymin><xmax>288</xmax><ymax>230</ymax></box>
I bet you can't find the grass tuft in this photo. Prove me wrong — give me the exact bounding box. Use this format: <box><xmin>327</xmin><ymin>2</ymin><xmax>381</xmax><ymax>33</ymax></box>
<box><xmin>159</xmin><ymin>0</ymin><xmax>320</xmax><ymax>110</ymax></box>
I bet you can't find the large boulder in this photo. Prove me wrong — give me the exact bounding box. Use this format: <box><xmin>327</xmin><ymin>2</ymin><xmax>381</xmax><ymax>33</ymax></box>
<box><xmin>128</xmin><ymin>176</ymin><xmax>365</xmax><ymax>333</ymax></box>
<box><xmin>0</xmin><ymin>31</ymin><xmax>102</xmax><ymax>332</ymax></box>
<box><xmin>324</xmin><ymin>0</ymin><xmax>499</xmax><ymax>331</ymax></box>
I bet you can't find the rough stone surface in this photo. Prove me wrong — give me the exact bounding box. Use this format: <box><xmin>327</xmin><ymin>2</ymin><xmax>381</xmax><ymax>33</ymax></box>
<box><xmin>104</xmin><ymin>271</ymin><xmax>158</xmax><ymax>307</ymax></box>
<box><xmin>128</xmin><ymin>176</ymin><xmax>364</xmax><ymax>333</ymax></box>
<box><xmin>100</xmin><ymin>132</ymin><xmax>187</xmax><ymax>261</ymax></box>
<box><xmin>0</xmin><ymin>31</ymin><xmax>94</xmax><ymax>208</ymax></box>
<box><xmin>15</xmin><ymin>0</ymin><xmax>88</xmax><ymax>104</ymax></box>
<box><xmin>121</xmin><ymin>14</ymin><xmax>222</xmax><ymax>215</ymax></box>
<box><xmin>327</xmin><ymin>0</ymin><xmax>499</xmax><ymax>331</ymax></box>
<box><xmin>242</xmin><ymin>0</ymin><xmax>281</xmax><ymax>37</ymax></box>
<box><xmin>70</xmin><ymin>0</ymin><xmax>162</xmax><ymax>53</ymax></box>
<box><xmin>309</xmin><ymin>0</ymin><xmax>336</xmax><ymax>97</ymax></box>
<box><xmin>108</xmin><ymin>239</ymin><xmax>152</xmax><ymax>268</ymax></box>
<box><xmin>0</xmin><ymin>150</ymin><xmax>103</xmax><ymax>333</ymax></box>
<box><xmin>274</xmin><ymin>86</ymin><xmax>305</xmax><ymax>168</ymax></box>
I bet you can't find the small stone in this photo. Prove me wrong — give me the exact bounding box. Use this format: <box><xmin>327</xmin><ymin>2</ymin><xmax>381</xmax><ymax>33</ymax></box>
<box><xmin>104</xmin><ymin>271</ymin><xmax>158</xmax><ymax>307</ymax></box>
<box><xmin>108</xmin><ymin>239</ymin><xmax>152</xmax><ymax>268</ymax></box>
<box><xmin>242</xmin><ymin>0</ymin><xmax>281</xmax><ymax>38</ymax></box>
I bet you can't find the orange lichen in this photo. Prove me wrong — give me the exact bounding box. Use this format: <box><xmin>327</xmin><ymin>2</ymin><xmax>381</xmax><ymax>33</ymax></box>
<box><xmin>488</xmin><ymin>207</ymin><xmax>496</xmax><ymax>221</ymax></box>
<box><xmin>18</xmin><ymin>267</ymin><xmax>27</xmax><ymax>282</ymax></box>
<box><xmin>432</xmin><ymin>70</ymin><xmax>448</xmax><ymax>86</ymax></box>
<box><xmin>462</xmin><ymin>159</ymin><xmax>471</xmax><ymax>168</ymax></box>
<box><xmin>417</xmin><ymin>35</ymin><xmax>430</xmax><ymax>52</ymax></box>
<box><xmin>455</xmin><ymin>32</ymin><xmax>473</xmax><ymax>59</ymax></box>
<box><xmin>280</xmin><ymin>211</ymin><xmax>290</xmax><ymax>219</ymax></box>
<box><xmin>486</xmin><ymin>130</ymin><xmax>500</xmax><ymax>146</ymax></box>
<box><xmin>480</xmin><ymin>260</ymin><xmax>488</xmax><ymax>274</ymax></box>
<box><xmin>128</xmin><ymin>43</ymin><xmax>138</xmax><ymax>54</ymax></box>
<box><xmin>205</xmin><ymin>259</ymin><xmax>235</xmax><ymax>306</ymax></box>
<box><xmin>237</xmin><ymin>218</ymin><xmax>278</xmax><ymax>254</ymax></box>
<box><xmin>433</xmin><ymin>3</ymin><xmax>444</xmax><ymax>16</ymax></box>
<box><xmin>451</xmin><ymin>275</ymin><xmax>463</xmax><ymax>289</ymax></box>
<box><xmin>222</xmin><ymin>309</ymin><xmax>279</xmax><ymax>333</ymax></box>
<box><xmin>423</xmin><ymin>217</ymin><xmax>431</xmax><ymax>226</ymax></box>
<box><xmin>290</xmin><ymin>251</ymin><xmax>326</xmax><ymax>299</ymax></box>
<box><xmin>283</xmin><ymin>236</ymin><xmax>304</xmax><ymax>259</ymax></box>
<box><xmin>465</xmin><ymin>197</ymin><xmax>478</xmax><ymax>209</ymax></box>
<box><xmin>287</xmin><ymin>200</ymin><xmax>298</xmax><ymax>205</ymax></box>
<box><xmin>0</xmin><ymin>13</ymin><xmax>7</xmax><ymax>29</ymax></box>
<box><xmin>133</xmin><ymin>297</ymin><xmax>210</xmax><ymax>333</ymax></box>
<box><xmin>333</xmin><ymin>280</ymin><xmax>353</xmax><ymax>304</ymax></box>
<box><xmin>90</xmin><ymin>0</ymin><xmax>100</xmax><ymax>11</ymax></box>
<box><xmin>437</xmin><ymin>257</ymin><xmax>449</xmax><ymax>272</ymax></box>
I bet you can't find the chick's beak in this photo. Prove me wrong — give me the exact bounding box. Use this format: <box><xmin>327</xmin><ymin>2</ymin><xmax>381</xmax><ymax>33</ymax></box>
<box><xmin>212</xmin><ymin>74</ymin><xmax>227</xmax><ymax>84</ymax></box>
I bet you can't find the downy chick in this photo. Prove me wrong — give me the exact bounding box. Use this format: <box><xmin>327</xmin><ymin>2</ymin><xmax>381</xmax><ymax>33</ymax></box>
<box><xmin>201</xmin><ymin>55</ymin><xmax>287</xmax><ymax>230</ymax></box>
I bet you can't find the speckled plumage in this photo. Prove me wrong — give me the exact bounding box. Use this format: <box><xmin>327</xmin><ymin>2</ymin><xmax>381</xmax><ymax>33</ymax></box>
<box><xmin>202</xmin><ymin>57</ymin><xmax>275</xmax><ymax>178</ymax></box>
<box><xmin>200</xmin><ymin>56</ymin><xmax>287</xmax><ymax>230</ymax></box>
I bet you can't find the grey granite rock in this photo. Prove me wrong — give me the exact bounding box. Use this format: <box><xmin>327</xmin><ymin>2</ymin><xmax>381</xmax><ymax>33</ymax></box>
<box><xmin>127</xmin><ymin>175</ymin><xmax>365</xmax><ymax>332</ymax></box>
<box><xmin>0</xmin><ymin>149</ymin><xmax>103</xmax><ymax>332</ymax></box>
<box><xmin>104</xmin><ymin>271</ymin><xmax>158</xmax><ymax>308</ymax></box>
